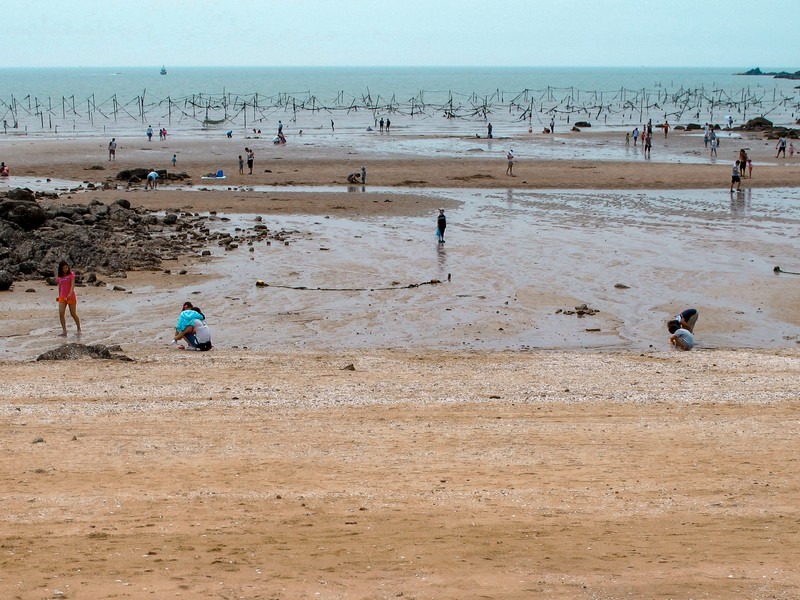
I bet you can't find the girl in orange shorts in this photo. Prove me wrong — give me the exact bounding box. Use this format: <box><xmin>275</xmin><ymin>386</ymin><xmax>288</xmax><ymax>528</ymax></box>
<box><xmin>57</xmin><ymin>261</ymin><xmax>81</xmax><ymax>336</ymax></box>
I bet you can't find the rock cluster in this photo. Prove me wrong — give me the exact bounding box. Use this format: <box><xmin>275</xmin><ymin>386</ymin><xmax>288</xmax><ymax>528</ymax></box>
<box><xmin>0</xmin><ymin>187</ymin><xmax>287</xmax><ymax>290</ymax></box>
<box><xmin>738</xmin><ymin>117</ymin><xmax>799</xmax><ymax>139</ymax></box>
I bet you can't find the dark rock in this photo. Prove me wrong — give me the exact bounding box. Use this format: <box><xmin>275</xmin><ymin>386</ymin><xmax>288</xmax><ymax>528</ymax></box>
<box><xmin>6</xmin><ymin>188</ymin><xmax>36</xmax><ymax>202</ymax></box>
<box><xmin>742</xmin><ymin>117</ymin><xmax>774</xmax><ymax>131</ymax></box>
<box><xmin>0</xmin><ymin>270</ymin><xmax>13</xmax><ymax>290</ymax></box>
<box><xmin>113</xmin><ymin>198</ymin><xmax>131</xmax><ymax>210</ymax></box>
<box><xmin>36</xmin><ymin>343</ymin><xmax>133</xmax><ymax>362</ymax></box>
<box><xmin>163</xmin><ymin>213</ymin><xmax>178</xmax><ymax>225</ymax></box>
<box><xmin>574</xmin><ymin>121</ymin><xmax>591</xmax><ymax>128</ymax></box>
<box><xmin>685</xmin><ymin>123</ymin><xmax>702</xmax><ymax>131</ymax></box>
<box><xmin>0</xmin><ymin>199</ymin><xmax>48</xmax><ymax>230</ymax></box>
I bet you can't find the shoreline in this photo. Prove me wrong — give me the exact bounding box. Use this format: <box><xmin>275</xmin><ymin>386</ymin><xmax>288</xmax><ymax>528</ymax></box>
<box><xmin>2</xmin><ymin>127</ymin><xmax>800</xmax><ymax>598</ymax></box>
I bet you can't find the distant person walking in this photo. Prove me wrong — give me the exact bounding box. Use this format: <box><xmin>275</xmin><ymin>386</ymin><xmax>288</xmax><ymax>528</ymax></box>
<box><xmin>331</xmin><ymin>119</ymin><xmax>335</xmax><ymax>131</ymax></box>
<box><xmin>246</xmin><ymin>147</ymin><xmax>254</xmax><ymax>174</ymax></box>
<box><xmin>385</xmin><ymin>118</ymin><xmax>390</xmax><ymax>132</ymax></box>
<box><xmin>632</xmin><ymin>127</ymin><xmax>639</xmax><ymax>146</ymax></box>
<box><xmin>436</xmin><ymin>209</ymin><xmax>447</xmax><ymax>244</ymax></box>
<box><xmin>361</xmin><ymin>165</ymin><xmax>367</xmax><ymax>184</ymax></box>
<box><xmin>108</xmin><ymin>138</ymin><xmax>117</xmax><ymax>161</ymax></box>
<box><xmin>643</xmin><ymin>133</ymin><xmax>652</xmax><ymax>157</ymax></box>
<box><xmin>550</xmin><ymin>117</ymin><xmax>555</xmax><ymax>134</ymax></box>
<box><xmin>487</xmin><ymin>122</ymin><xmax>493</xmax><ymax>138</ymax></box>
<box><xmin>238</xmin><ymin>155</ymin><xmax>244</xmax><ymax>175</ymax></box>
<box><xmin>710</xmin><ymin>135</ymin><xmax>718</xmax><ymax>156</ymax></box>
<box><xmin>730</xmin><ymin>160</ymin><xmax>741</xmax><ymax>192</ymax></box>
<box><xmin>277</xmin><ymin>120</ymin><xmax>283</xmax><ymax>134</ymax></box>
<box><xmin>663</xmin><ymin>120</ymin><xmax>670</xmax><ymax>138</ymax></box>
<box><xmin>506</xmin><ymin>150</ymin><xmax>515</xmax><ymax>176</ymax></box>
<box><xmin>379</xmin><ymin>118</ymin><xmax>384</xmax><ymax>132</ymax></box>
<box><xmin>56</xmin><ymin>261</ymin><xmax>81</xmax><ymax>337</ymax></box>
<box><xmin>146</xmin><ymin>125</ymin><xmax>153</xmax><ymax>141</ymax></box>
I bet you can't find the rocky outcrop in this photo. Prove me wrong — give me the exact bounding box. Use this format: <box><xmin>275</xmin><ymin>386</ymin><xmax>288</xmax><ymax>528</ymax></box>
<box><xmin>739</xmin><ymin>117</ymin><xmax>800</xmax><ymax>139</ymax></box>
<box><xmin>738</xmin><ymin>68</ymin><xmax>800</xmax><ymax>80</ymax></box>
<box><xmin>0</xmin><ymin>188</ymin><xmax>288</xmax><ymax>291</ymax></box>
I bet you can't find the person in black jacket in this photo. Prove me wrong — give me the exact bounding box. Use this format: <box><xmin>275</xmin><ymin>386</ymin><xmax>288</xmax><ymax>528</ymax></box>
<box><xmin>436</xmin><ymin>209</ymin><xmax>447</xmax><ymax>244</ymax></box>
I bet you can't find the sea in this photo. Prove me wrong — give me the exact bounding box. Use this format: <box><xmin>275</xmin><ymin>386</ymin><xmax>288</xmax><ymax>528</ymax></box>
<box><xmin>0</xmin><ymin>66</ymin><xmax>796</xmax><ymax>139</ymax></box>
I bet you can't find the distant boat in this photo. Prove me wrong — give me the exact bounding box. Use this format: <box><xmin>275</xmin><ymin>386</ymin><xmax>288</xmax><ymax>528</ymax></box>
<box><xmin>160</xmin><ymin>66</ymin><xmax>167</xmax><ymax>75</ymax></box>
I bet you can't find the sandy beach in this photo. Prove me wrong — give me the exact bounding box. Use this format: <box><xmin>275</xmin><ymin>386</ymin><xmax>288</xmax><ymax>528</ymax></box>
<box><xmin>2</xmin><ymin>127</ymin><xmax>800</xmax><ymax>598</ymax></box>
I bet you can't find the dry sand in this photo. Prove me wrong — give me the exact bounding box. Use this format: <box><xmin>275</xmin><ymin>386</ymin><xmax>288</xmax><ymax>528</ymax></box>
<box><xmin>2</xmin><ymin>129</ymin><xmax>800</xmax><ymax>598</ymax></box>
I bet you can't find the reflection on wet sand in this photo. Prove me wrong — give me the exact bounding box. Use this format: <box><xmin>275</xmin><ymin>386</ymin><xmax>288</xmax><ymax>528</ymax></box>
<box><xmin>2</xmin><ymin>186</ymin><xmax>799</xmax><ymax>360</ymax></box>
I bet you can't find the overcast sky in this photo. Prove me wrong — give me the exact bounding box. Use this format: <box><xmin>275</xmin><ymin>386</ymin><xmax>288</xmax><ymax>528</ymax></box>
<box><xmin>2</xmin><ymin>0</ymin><xmax>794</xmax><ymax>69</ymax></box>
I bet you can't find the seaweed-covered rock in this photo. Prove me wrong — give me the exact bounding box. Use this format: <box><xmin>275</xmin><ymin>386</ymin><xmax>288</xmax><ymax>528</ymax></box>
<box><xmin>36</xmin><ymin>343</ymin><xmax>132</xmax><ymax>361</ymax></box>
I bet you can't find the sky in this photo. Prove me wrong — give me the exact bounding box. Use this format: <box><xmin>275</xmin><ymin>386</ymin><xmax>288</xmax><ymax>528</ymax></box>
<box><xmin>2</xmin><ymin>0</ymin><xmax>795</xmax><ymax>69</ymax></box>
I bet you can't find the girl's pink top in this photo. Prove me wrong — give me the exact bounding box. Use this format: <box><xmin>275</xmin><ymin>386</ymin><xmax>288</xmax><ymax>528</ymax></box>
<box><xmin>57</xmin><ymin>272</ymin><xmax>75</xmax><ymax>299</ymax></box>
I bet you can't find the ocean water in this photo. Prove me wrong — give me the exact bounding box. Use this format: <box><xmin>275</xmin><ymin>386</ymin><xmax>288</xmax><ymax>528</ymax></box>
<box><xmin>0</xmin><ymin>66</ymin><xmax>797</xmax><ymax>138</ymax></box>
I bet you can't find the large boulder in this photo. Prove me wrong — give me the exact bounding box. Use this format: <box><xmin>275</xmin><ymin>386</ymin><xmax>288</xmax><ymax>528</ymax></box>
<box><xmin>742</xmin><ymin>117</ymin><xmax>773</xmax><ymax>131</ymax></box>
<box><xmin>0</xmin><ymin>199</ymin><xmax>48</xmax><ymax>230</ymax></box>
<box><xmin>6</xmin><ymin>187</ymin><xmax>36</xmax><ymax>202</ymax></box>
<box><xmin>0</xmin><ymin>269</ymin><xmax>13</xmax><ymax>291</ymax></box>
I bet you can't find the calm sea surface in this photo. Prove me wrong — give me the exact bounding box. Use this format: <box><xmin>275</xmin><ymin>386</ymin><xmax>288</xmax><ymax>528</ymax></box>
<box><xmin>0</xmin><ymin>67</ymin><xmax>796</xmax><ymax>137</ymax></box>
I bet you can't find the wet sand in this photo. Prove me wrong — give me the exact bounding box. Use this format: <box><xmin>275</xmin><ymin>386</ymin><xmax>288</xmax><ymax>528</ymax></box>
<box><xmin>2</xmin><ymin>129</ymin><xmax>800</xmax><ymax>598</ymax></box>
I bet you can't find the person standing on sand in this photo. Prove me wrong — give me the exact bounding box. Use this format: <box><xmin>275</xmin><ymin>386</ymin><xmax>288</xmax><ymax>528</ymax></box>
<box><xmin>379</xmin><ymin>118</ymin><xmax>384</xmax><ymax>133</ymax></box>
<box><xmin>56</xmin><ymin>261</ymin><xmax>81</xmax><ymax>337</ymax></box>
<box><xmin>550</xmin><ymin>117</ymin><xmax>555</xmax><ymax>134</ymax></box>
<box><xmin>436</xmin><ymin>209</ymin><xmax>447</xmax><ymax>244</ymax></box>
<box><xmin>171</xmin><ymin>154</ymin><xmax>177</xmax><ymax>167</ymax></box>
<box><xmin>146</xmin><ymin>125</ymin><xmax>153</xmax><ymax>141</ymax></box>
<box><xmin>246</xmin><ymin>147</ymin><xmax>254</xmax><ymax>174</ymax></box>
<box><xmin>790</xmin><ymin>142</ymin><xmax>796</xmax><ymax>158</ymax></box>
<box><xmin>331</xmin><ymin>119</ymin><xmax>335</xmax><ymax>132</ymax></box>
<box><xmin>386</xmin><ymin>118</ymin><xmax>391</xmax><ymax>132</ymax></box>
<box><xmin>776</xmin><ymin>136</ymin><xmax>787</xmax><ymax>158</ymax></box>
<box><xmin>361</xmin><ymin>166</ymin><xmax>367</xmax><ymax>184</ymax></box>
<box><xmin>506</xmin><ymin>150</ymin><xmax>515</xmax><ymax>176</ymax></box>
<box><xmin>632</xmin><ymin>127</ymin><xmax>639</xmax><ymax>146</ymax></box>
<box><xmin>487</xmin><ymin>122</ymin><xmax>493</xmax><ymax>138</ymax></box>
<box><xmin>277</xmin><ymin>120</ymin><xmax>283</xmax><ymax>135</ymax></box>
<box><xmin>108</xmin><ymin>138</ymin><xmax>116</xmax><ymax>161</ymax></box>
<box><xmin>643</xmin><ymin>133</ymin><xmax>652</xmax><ymax>158</ymax></box>
<box><xmin>238</xmin><ymin>155</ymin><xmax>244</xmax><ymax>175</ymax></box>
<box><xmin>738</xmin><ymin>149</ymin><xmax>749</xmax><ymax>176</ymax></box>
<box><xmin>710</xmin><ymin>135</ymin><xmax>718</xmax><ymax>156</ymax></box>
<box><xmin>730</xmin><ymin>160</ymin><xmax>741</xmax><ymax>192</ymax></box>
<box><xmin>663</xmin><ymin>120</ymin><xmax>670</xmax><ymax>138</ymax></box>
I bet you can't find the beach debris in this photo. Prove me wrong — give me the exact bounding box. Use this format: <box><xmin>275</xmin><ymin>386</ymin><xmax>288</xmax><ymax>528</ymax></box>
<box><xmin>774</xmin><ymin>266</ymin><xmax>800</xmax><ymax>275</ymax></box>
<box><xmin>341</xmin><ymin>363</ymin><xmax>356</xmax><ymax>371</ymax></box>
<box><xmin>32</xmin><ymin>437</ymin><xmax>45</xmax><ymax>444</ymax></box>
<box><xmin>556</xmin><ymin>304</ymin><xmax>600</xmax><ymax>317</ymax></box>
<box><xmin>614</xmin><ymin>283</ymin><xmax>630</xmax><ymax>289</ymax></box>
<box><xmin>36</xmin><ymin>343</ymin><xmax>132</xmax><ymax>362</ymax></box>
<box><xmin>255</xmin><ymin>280</ymin><xmax>267</xmax><ymax>287</ymax></box>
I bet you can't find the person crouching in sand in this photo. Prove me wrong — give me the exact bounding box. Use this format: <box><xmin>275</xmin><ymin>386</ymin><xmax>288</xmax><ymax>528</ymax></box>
<box><xmin>667</xmin><ymin>308</ymin><xmax>698</xmax><ymax>351</ymax></box>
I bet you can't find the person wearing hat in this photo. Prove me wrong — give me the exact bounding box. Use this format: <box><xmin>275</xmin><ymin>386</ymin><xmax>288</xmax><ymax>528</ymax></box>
<box><xmin>436</xmin><ymin>209</ymin><xmax>447</xmax><ymax>244</ymax></box>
